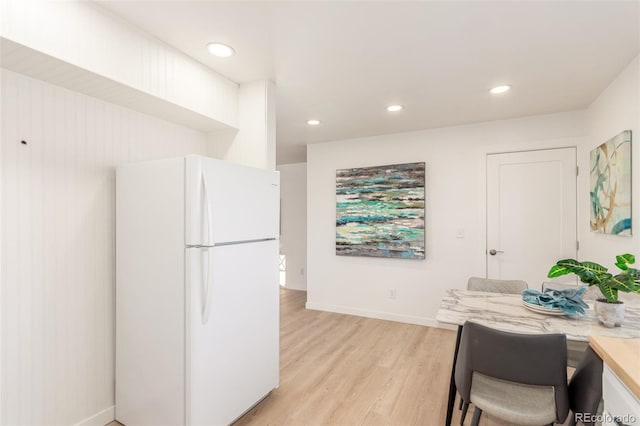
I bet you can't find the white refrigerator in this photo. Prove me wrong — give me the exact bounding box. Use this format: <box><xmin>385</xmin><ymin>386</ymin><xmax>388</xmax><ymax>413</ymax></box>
<box><xmin>115</xmin><ymin>155</ymin><xmax>280</xmax><ymax>426</ymax></box>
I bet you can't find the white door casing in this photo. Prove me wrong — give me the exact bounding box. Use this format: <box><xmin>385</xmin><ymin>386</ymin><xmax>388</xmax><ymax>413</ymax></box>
<box><xmin>486</xmin><ymin>148</ymin><xmax>577</xmax><ymax>289</ymax></box>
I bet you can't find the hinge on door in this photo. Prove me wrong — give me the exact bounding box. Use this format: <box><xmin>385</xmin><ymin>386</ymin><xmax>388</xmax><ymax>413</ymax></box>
<box><xmin>576</xmin><ymin>240</ymin><xmax>580</xmax><ymax>251</ymax></box>
<box><xmin>576</xmin><ymin>166</ymin><xmax>579</xmax><ymax>176</ymax></box>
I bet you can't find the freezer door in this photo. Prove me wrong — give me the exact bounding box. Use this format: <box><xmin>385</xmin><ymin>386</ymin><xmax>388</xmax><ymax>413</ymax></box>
<box><xmin>186</xmin><ymin>240</ymin><xmax>279</xmax><ymax>426</ymax></box>
<box><xmin>186</xmin><ymin>156</ymin><xmax>280</xmax><ymax>246</ymax></box>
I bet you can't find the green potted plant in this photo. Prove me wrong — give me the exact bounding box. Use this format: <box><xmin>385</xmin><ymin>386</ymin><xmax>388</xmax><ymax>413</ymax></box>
<box><xmin>547</xmin><ymin>253</ymin><xmax>640</xmax><ymax>327</ymax></box>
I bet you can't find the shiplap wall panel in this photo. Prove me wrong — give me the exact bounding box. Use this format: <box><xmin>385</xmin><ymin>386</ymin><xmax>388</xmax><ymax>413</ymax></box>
<box><xmin>1</xmin><ymin>70</ymin><xmax>208</xmax><ymax>426</ymax></box>
<box><xmin>0</xmin><ymin>0</ymin><xmax>239</xmax><ymax>129</ymax></box>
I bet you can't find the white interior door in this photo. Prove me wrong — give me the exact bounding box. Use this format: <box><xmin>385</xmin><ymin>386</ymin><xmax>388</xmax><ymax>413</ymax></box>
<box><xmin>486</xmin><ymin>148</ymin><xmax>577</xmax><ymax>289</ymax></box>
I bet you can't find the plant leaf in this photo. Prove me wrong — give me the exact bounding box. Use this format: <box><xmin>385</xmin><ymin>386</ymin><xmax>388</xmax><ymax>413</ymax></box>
<box><xmin>552</xmin><ymin>259</ymin><xmax>608</xmax><ymax>284</ymax></box>
<box><xmin>590</xmin><ymin>272</ymin><xmax>613</xmax><ymax>285</ymax></box>
<box><xmin>580</xmin><ymin>261</ymin><xmax>609</xmax><ymax>273</ymax></box>
<box><xmin>548</xmin><ymin>264</ymin><xmax>571</xmax><ymax>278</ymax></box>
<box><xmin>625</xmin><ymin>268</ymin><xmax>640</xmax><ymax>280</ymax></box>
<box><xmin>609</xmin><ymin>274</ymin><xmax>640</xmax><ymax>293</ymax></box>
<box><xmin>616</xmin><ymin>254</ymin><xmax>633</xmax><ymax>270</ymax></box>
<box><xmin>549</xmin><ymin>254</ymin><xmax>639</xmax><ymax>300</ymax></box>
<box><xmin>599</xmin><ymin>284</ymin><xmax>618</xmax><ymax>302</ymax></box>
<box><xmin>615</xmin><ymin>261</ymin><xmax>628</xmax><ymax>270</ymax></box>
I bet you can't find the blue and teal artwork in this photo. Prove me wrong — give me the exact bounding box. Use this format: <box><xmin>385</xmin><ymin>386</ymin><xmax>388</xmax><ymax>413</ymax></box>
<box><xmin>336</xmin><ymin>162</ymin><xmax>425</xmax><ymax>259</ymax></box>
<box><xmin>590</xmin><ymin>130</ymin><xmax>632</xmax><ymax>236</ymax></box>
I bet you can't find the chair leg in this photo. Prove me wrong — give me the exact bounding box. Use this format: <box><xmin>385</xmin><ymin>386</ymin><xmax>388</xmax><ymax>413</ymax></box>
<box><xmin>470</xmin><ymin>407</ymin><xmax>482</xmax><ymax>426</ymax></box>
<box><xmin>460</xmin><ymin>402</ymin><xmax>469</xmax><ymax>425</ymax></box>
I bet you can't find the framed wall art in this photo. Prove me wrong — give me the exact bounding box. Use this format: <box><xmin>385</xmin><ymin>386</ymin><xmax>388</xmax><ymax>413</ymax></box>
<box><xmin>590</xmin><ymin>130</ymin><xmax>632</xmax><ymax>236</ymax></box>
<box><xmin>336</xmin><ymin>162</ymin><xmax>425</xmax><ymax>259</ymax></box>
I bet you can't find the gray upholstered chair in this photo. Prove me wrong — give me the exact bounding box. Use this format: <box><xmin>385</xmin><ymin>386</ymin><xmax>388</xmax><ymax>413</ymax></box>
<box><xmin>568</xmin><ymin>347</ymin><xmax>603</xmax><ymax>426</ymax></box>
<box><xmin>541</xmin><ymin>282</ymin><xmax>596</xmax><ymax>368</ymax></box>
<box><xmin>459</xmin><ymin>277</ymin><xmax>529</xmax><ymax>415</ymax></box>
<box><xmin>467</xmin><ymin>276</ymin><xmax>528</xmax><ymax>294</ymax></box>
<box><xmin>455</xmin><ymin>321</ymin><xmax>569</xmax><ymax>426</ymax></box>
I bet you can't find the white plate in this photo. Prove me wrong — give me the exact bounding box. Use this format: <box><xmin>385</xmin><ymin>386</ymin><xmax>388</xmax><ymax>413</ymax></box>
<box><xmin>521</xmin><ymin>300</ymin><xmax>567</xmax><ymax>316</ymax></box>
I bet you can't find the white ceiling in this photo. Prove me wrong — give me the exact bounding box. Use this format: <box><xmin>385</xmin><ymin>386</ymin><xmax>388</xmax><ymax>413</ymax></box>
<box><xmin>97</xmin><ymin>1</ymin><xmax>640</xmax><ymax>164</ymax></box>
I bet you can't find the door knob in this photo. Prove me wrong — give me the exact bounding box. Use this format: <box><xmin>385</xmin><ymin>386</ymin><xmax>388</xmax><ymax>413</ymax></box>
<box><xmin>488</xmin><ymin>249</ymin><xmax>504</xmax><ymax>256</ymax></box>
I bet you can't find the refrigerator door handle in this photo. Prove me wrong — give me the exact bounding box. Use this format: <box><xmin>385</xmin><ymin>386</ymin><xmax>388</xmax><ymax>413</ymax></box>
<box><xmin>201</xmin><ymin>249</ymin><xmax>213</xmax><ymax>324</ymax></box>
<box><xmin>202</xmin><ymin>171</ymin><xmax>213</xmax><ymax>246</ymax></box>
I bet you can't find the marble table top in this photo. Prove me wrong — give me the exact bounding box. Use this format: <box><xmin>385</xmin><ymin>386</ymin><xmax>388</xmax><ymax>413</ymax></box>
<box><xmin>436</xmin><ymin>289</ymin><xmax>640</xmax><ymax>342</ymax></box>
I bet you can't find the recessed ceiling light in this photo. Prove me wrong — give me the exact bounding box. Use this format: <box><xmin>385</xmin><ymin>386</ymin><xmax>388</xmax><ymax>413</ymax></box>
<box><xmin>490</xmin><ymin>85</ymin><xmax>511</xmax><ymax>94</ymax></box>
<box><xmin>386</xmin><ymin>105</ymin><xmax>403</xmax><ymax>112</ymax></box>
<box><xmin>307</xmin><ymin>119</ymin><xmax>321</xmax><ymax>126</ymax></box>
<box><xmin>207</xmin><ymin>42</ymin><xmax>235</xmax><ymax>58</ymax></box>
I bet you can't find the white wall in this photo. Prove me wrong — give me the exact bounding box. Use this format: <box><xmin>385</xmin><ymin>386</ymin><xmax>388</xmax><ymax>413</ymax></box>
<box><xmin>581</xmin><ymin>56</ymin><xmax>639</xmax><ymax>266</ymax></box>
<box><xmin>210</xmin><ymin>80</ymin><xmax>277</xmax><ymax>170</ymax></box>
<box><xmin>0</xmin><ymin>0</ymin><xmax>238</xmax><ymax>128</ymax></box>
<box><xmin>307</xmin><ymin>111</ymin><xmax>587</xmax><ymax>326</ymax></box>
<box><xmin>306</xmin><ymin>56</ymin><xmax>640</xmax><ymax>325</ymax></box>
<box><xmin>277</xmin><ymin>163</ymin><xmax>307</xmax><ymax>291</ymax></box>
<box><xmin>0</xmin><ymin>70</ymin><xmax>209</xmax><ymax>426</ymax></box>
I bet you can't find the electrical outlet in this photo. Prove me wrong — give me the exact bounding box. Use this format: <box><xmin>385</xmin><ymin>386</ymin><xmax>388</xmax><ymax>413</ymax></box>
<box><xmin>389</xmin><ymin>288</ymin><xmax>397</xmax><ymax>299</ymax></box>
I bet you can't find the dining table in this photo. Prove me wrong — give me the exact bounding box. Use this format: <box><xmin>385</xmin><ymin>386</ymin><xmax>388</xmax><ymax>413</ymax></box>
<box><xmin>436</xmin><ymin>289</ymin><xmax>640</xmax><ymax>426</ymax></box>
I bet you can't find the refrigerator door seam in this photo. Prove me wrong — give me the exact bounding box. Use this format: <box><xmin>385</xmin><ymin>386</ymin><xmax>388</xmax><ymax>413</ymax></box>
<box><xmin>186</xmin><ymin>238</ymin><xmax>276</xmax><ymax>248</ymax></box>
<box><xmin>215</xmin><ymin>238</ymin><xmax>277</xmax><ymax>246</ymax></box>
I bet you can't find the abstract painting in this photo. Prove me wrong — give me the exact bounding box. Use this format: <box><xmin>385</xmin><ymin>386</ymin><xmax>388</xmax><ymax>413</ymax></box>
<box><xmin>336</xmin><ymin>162</ymin><xmax>425</xmax><ymax>259</ymax></box>
<box><xmin>590</xmin><ymin>130</ymin><xmax>632</xmax><ymax>235</ymax></box>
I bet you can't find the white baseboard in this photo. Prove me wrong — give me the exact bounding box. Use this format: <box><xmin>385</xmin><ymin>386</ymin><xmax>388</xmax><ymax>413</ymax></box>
<box><xmin>74</xmin><ymin>406</ymin><xmax>115</xmax><ymax>426</ymax></box>
<box><xmin>305</xmin><ymin>302</ymin><xmax>457</xmax><ymax>330</ymax></box>
<box><xmin>283</xmin><ymin>283</ymin><xmax>307</xmax><ymax>291</ymax></box>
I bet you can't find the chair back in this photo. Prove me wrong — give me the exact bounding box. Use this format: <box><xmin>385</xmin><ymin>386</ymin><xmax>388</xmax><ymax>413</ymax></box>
<box><xmin>568</xmin><ymin>346</ymin><xmax>603</xmax><ymax>426</ymax></box>
<box><xmin>454</xmin><ymin>321</ymin><xmax>569</xmax><ymax>422</ymax></box>
<box><xmin>467</xmin><ymin>277</ymin><xmax>528</xmax><ymax>294</ymax></box>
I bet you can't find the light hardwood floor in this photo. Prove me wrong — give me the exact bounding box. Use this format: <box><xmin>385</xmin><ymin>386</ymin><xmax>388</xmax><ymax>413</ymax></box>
<box><xmin>236</xmin><ymin>288</ymin><xmax>457</xmax><ymax>426</ymax></box>
<box><xmin>110</xmin><ymin>288</ymin><xmax>569</xmax><ymax>425</ymax></box>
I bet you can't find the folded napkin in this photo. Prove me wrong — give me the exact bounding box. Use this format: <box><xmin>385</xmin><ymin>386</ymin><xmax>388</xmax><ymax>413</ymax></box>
<box><xmin>522</xmin><ymin>287</ymin><xmax>589</xmax><ymax>316</ymax></box>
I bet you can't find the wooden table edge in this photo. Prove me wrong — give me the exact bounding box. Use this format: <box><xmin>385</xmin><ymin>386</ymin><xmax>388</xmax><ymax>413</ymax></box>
<box><xmin>589</xmin><ymin>335</ymin><xmax>640</xmax><ymax>400</ymax></box>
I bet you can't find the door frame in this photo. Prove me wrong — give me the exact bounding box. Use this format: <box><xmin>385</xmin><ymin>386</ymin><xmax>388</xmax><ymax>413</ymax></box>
<box><xmin>478</xmin><ymin>143</ymin><xmax>580</xmax><ymax>279</ymax></box>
